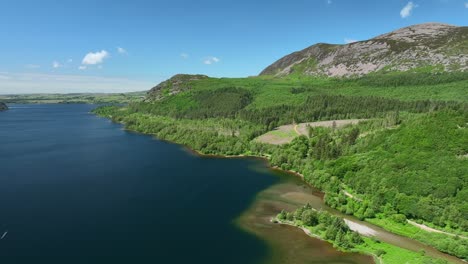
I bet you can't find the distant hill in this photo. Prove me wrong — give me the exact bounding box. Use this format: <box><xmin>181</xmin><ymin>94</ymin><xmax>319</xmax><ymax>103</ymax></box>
<box><xmin>0</xmin><ymin>102</ymin><xmax>8</xmax><ymax>111</ymax></box>
<box><xmin>260</xmin><ymin>23</ymin><xmax>468</xmax><ymax>77</ymax></box>
<box><xmin>147</xmin><ymin>74</ymin><xmax>208</xmax><ymax>100</ymax></box>
<box><xmin>0</xmin><ymin>92</ymin><xmax>146</xmax><ymax>104</ymax></box>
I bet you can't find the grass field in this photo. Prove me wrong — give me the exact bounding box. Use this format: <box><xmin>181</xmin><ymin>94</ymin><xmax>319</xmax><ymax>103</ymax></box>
<box><xmin>255</xmin><ymin>119</ymin><xmax>367</xmax><ymax>145</ymax></box>
<box><xmin>356</xmin><ymin>237</ymin><xmax>447</xmax><ymax>264</ymax></box>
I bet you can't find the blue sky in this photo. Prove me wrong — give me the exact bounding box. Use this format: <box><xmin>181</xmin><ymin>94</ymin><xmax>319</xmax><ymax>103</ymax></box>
<box><xmin>0</xmin><ymin>0</ymin><xmax>467</xmax><ymax>94</ymax></box>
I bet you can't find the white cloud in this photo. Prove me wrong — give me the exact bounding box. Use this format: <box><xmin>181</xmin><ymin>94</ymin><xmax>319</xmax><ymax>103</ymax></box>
<box><xmin>344</xmin><ymin>38</ymin><xmax>358</xmax><ymax>44</ymax></box>
<box><xmin>400</xmin><ymin>2</ymin><xmax>417</xmax><ymax>18</ymax></box>
<box><xmin>0</xmin><ymin>72</ymin><xmax>154</xmax><ymax>94</ymax></box>
<box><xmin>82</xmin><ymin>50</ymin><xmax>109</xmax><ymax>65</ymax></box>
<box><xmin>25</xmin><ymin>64</ymin><xmax>40</xmax><ymax>69</ymax></box>
<box><xmin>117</xmin><ymin>47</ymin><xmax>127</xmax><ymax>54</ymax></box>
<box><xmin>180</xmin><ymin>53</ymin><xmax>189</xmax><ymax>59</ymax></box>
<box><xmin>203</xmin><ymin>56</ymin><xmax>220</xmax><ymax>65</ymax></box>
<box><xmin>78</xmin><ymin>65</ymin><xmax>87</xmax><ymax>70</ymax></box>
<box><xmin>52</xmin><ymin>61</ymin><xmax>62</xmax><ymax>68</ymax></box>
<box><xmin>67</xmin><ymin>59</ymin><xmax>73</xmax><ymax>63</ymax></box>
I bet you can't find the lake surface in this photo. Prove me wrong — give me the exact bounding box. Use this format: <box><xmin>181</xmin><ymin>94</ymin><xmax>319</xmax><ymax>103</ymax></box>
<box><xmin>0</xmin><ymin>104</ymin><xmax>372</xmax><ymax>264</ymax></box>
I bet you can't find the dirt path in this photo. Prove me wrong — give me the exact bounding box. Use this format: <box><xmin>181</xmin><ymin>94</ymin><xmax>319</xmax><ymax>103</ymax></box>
<box><xmin>343</xmin><ymin>190</ymin><xmax>362</xmax><ymax>202</ymax></box>
<box><xmin>238</xmin><ymin>180</ymin><xmax>465</xmax><ymax>264</ymax></box>
<box><xmin>407</xmin><ymin>220</ymin><xmax>468</xmax><ymax>239</ymax></box>
<box><xmin>344</xmin><ymin>189</ymin><xmax>467</xmax><ymax>240</ymax></box>
<box><xmin>294</xmin><ymin>124</ymin><xmax>300</xmax><ymax>135</ymax></box>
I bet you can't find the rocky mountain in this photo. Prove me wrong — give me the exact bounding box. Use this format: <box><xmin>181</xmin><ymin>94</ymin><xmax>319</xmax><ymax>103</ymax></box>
<box><xmin>0</xmin><ymin>102</ymin><xmax>8</xmax><ymax>111</ymax></box>
<box><xmin>147</xmin><ymin>74</ymin><xmax>208</xmax><ymax>101</ymax></box>
<box><xmin>260</xmin><ymin>23</ymin><xmax>468</xmax><ymax>77</ymax></box>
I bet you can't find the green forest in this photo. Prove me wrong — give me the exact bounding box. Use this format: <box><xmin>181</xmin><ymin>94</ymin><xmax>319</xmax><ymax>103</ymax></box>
<box><xmin>94</xmin><ymin>71</ymin><xmax>468</xmax><ymax>261</ymax></box>
<box><xmin>277</xmin><ymin>204</ymin><xmax>365</xmax><ymax>251</ymax></box>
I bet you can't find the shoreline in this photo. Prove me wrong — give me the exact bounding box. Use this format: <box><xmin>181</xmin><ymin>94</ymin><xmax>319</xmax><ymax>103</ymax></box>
<box><xmin>96</xmin><ymin>113</ymin><xmax>466</xmax><ymax>263</ymax></box>
<box><xmin>113</xmin><ymin>117</ymin><xmax>312</xmax><ymax>183</ymax></box>
<box><xmin>273</xmin><ymin>218</ymin><xmax>382</xmax><ymax>264</ymax></box>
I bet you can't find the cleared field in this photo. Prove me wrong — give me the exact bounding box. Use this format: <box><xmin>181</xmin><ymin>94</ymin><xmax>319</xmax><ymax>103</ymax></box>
<box><xmin>255</xmin><ymin>119</ymin><xmax>365</xmax><ymax>145</ymax></box>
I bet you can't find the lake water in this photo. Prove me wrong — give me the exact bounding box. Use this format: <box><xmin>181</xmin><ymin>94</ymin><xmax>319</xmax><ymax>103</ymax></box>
<box><xmin>0</xmin><ymin>104</ymin><xmax>373</xmax><ymax>263</ymax></box>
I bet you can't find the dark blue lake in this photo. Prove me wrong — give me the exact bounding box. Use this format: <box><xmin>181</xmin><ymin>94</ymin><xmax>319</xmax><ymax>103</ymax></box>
<box><xmin>0</xmin><ymin>104</ymin><xmax>278</xmax><ymax>263</ymax></box>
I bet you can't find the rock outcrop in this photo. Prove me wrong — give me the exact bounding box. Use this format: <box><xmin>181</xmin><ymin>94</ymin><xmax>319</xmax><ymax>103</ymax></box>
<box><xmin>260</xmin><ymin>23</ymin><xmax>468</xmax><ymax>77</ymax></box>
<box><xmin>147</xmin><ymin>74</ymin><xmax>208</xmax><ymax>101</ymax></box>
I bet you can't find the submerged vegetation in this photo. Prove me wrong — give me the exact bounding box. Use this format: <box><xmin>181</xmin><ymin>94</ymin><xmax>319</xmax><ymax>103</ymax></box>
<box><xmin>94</xmin><ymin>71</ymin><xmax>468</xmax><ymax>262</ymax></box>
<box><xmin>276</xmin><ymin>204</ymin><xmax>451</xmax><ymax>264</ymax></box>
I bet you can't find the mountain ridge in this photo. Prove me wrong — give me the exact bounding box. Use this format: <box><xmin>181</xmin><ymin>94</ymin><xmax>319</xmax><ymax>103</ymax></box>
<box><xmin>260</xmin><ymin>22</ymin><xmax>468</xmax><ymax>77</ymax></box>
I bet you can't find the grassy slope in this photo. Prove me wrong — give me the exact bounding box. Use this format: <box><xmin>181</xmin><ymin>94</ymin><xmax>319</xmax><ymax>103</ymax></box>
<box><xmin>181</xmin><ymin>73</ymin><xmax>468</xmax><ymax>110</ymax></box>
<box><xmin>357</xmin><ymin>237</ymin><xmax>443</xmax><ymax>264</ymax></box>
<box><xmin>366</xmin><ymin>217</ymin><xmax>468</xmax><ymax>260</ymax></box>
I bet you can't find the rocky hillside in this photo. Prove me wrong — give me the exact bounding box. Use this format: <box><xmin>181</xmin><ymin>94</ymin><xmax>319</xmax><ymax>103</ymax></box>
<box><xmin>260</xmin><ymin>23</ymin><xmax>468</xmax><ymax>77</ymax></box>
<box><xmin>0</xmin><ymin>102</ymin><xmax>8</xmax><ymax>111</ymax></box>
<box><xmin>147</xmin><ymin>74</ymin><xmax>208</xmax><ymax>101</ymax></box>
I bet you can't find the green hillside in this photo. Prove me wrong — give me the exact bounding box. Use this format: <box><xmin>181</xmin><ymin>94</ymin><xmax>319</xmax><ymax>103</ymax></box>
<box><xmin>94</xmin><ymin>60</ymin><xmax>468</xmax><ymax>263</ymax></box>
<box><xmin>95</xmin><ymin>71</ymin><xmax>468</xmax><ymax>261</ymax></box>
